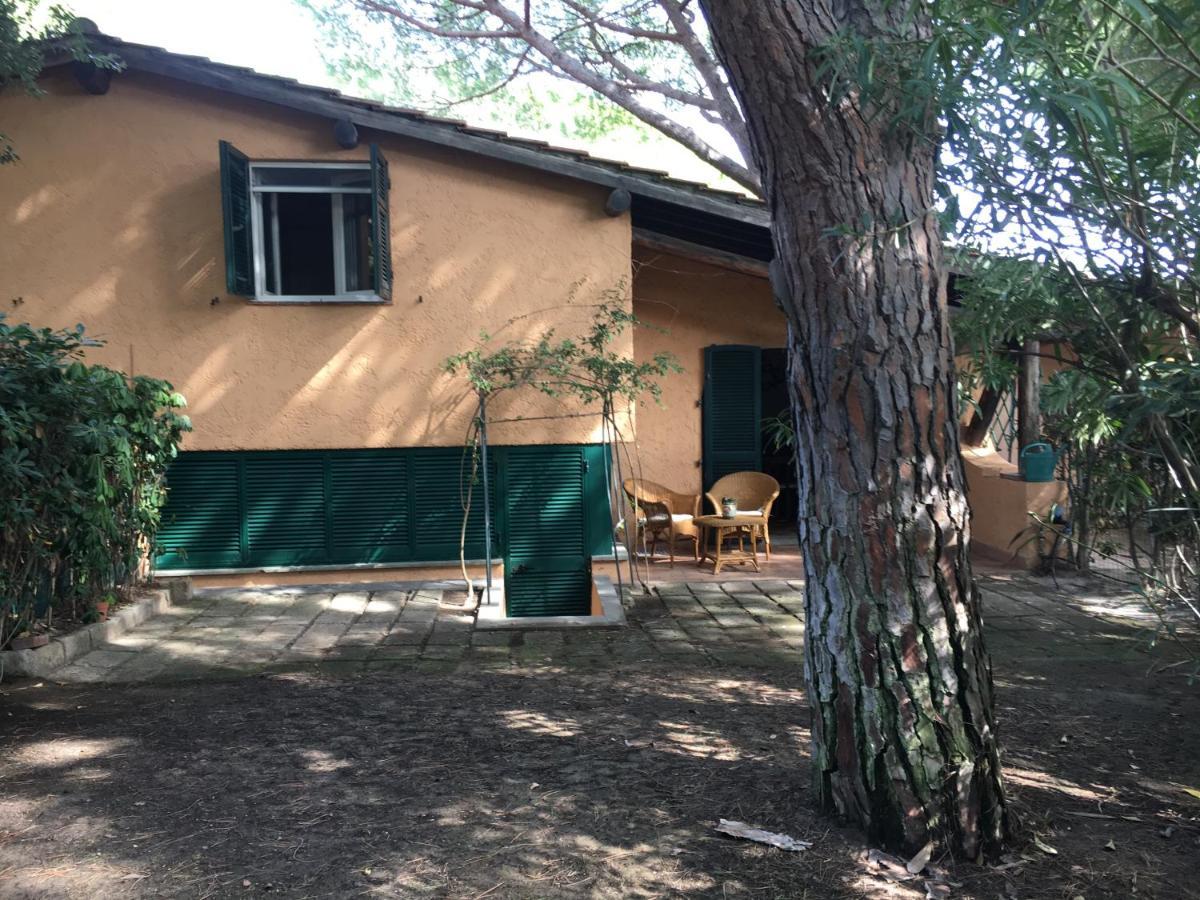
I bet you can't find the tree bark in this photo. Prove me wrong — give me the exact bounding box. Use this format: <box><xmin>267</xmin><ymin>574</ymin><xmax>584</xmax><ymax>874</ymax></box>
<box><xmin>700</xmin><ymin>0</ymin><xmax>1014</xmax><ymax>858</ymax></box>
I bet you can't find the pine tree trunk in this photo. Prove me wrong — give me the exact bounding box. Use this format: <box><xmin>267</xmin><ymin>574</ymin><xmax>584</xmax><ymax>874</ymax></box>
<box><xmin>701</xmin><ymin>0</ymin><xmax>1015</xmax><ymax>858</ymax></box>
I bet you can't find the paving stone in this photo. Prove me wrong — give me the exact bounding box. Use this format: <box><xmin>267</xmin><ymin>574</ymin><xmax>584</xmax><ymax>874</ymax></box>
<box><xmin>73</xmin><ymin>649</ymin><xmax>138</xmax><ymax>670</ymax></box>
<box><xmin>51</xmin><ymin>662</ymin><xmax>111</xmax><ymax>683</ymax></box>
<box><xmin>314</xmin><ymin>659</ymin><xmax>365</xmax><ymax>676</ymax></box>
<box><xmin>338</xmin><ymin>626</ymin><xmax>391</xmax><ymax>647</ymax></box>
<box><xmin>470</xmin><ymin>645</ymin><xmax>511</xmax><ymax>660</ymax></box>
<box><xmin>369</xmin><ymin>644</ymin><xmax>422</xmax><ymax>661</ymax></box>
<box><xmin>643</xmin><ymin>625</ymin><xmax>689</xmax><ymax>642</ymax></box>
<box><xmin>471</xmin><ymin>632</ymin><xmax>514</xmax><ymax>647</ymax></box>
<box><xmin>381</xmin><ymin>621</ymin><xmax>434</xmax><ymax>645</ymax></box>
<box><xmin>291</xmin><ymin>627</ymin><xmax>347</xmax><ymax>653</ymax></box>
<box><xmin>326</xmin><ymin>644</ymin><xmax>375</xmax><ymax>661</ymax></box>
<box><xmin>421</xmin><ymin>645</ymin><xmax>466</xmax><ymax>661</ymax></box>
<box><xmin>363</xmin><ymin>659</ymin><xmax>414</xmax><ymax>671</ymax></box>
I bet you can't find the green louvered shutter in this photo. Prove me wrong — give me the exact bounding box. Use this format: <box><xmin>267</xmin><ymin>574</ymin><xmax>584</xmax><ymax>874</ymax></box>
<box><xmin>156</xmin><ymin>453</ymin><xmax>244</xmax><ymax>569</ymax></box>
<box><xmin>501</xmin><ymin>446</ymin><xmax>591</xmax><ymax>618</ymax></box>
<box><xmin>411</xmin><ymin>451</ymin><xmax>494</xmax><ymax>561</ymax></box>
<box><xmin>219</xmin><ymin>141</ymin><xmax>254</xmax><ymax>297</ymax></box>
<box><xmin>243</xmin><ymin>454</ymin><xmax>328</xmax><ymax>567</ymax></box>
<box><xmin>370</xmin><ymin>144</ymin><xmax>393</xmax><ymax>301</ymax></box>
<box><xmin>702</xmin><ymin>344</ymin><xmax>762</xmax><ymax>488</ymax></box>
<box><xmin>155</xmin><ymin>447</ymin><xmax>607</xmax><ymax>574</ymax></box>
<box><xmin>329</xmin><ymin>451</ymin><xmax>410</xmax><ymax>564</ymax></box>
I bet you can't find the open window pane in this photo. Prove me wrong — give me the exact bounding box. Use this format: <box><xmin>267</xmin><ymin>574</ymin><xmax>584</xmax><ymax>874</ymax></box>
<box><xmin>274</xmin><ymin>193</ymin><xmax>335</xmax><ymax>296</ymax></box>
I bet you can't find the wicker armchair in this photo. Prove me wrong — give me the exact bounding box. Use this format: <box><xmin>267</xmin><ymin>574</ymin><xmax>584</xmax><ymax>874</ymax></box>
<box><xmin>622</xmin><ymin>478</ymin><xmax>701</xmax><ymax>565</ymax></box>
<box><xmin>705</xmin><ymin>472</ymin><xmax>781</xmax><ymax>559</ymax></box>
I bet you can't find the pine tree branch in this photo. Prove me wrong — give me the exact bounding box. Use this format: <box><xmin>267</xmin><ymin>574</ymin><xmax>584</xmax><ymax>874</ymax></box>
<box><xmin>654</xmin><ymin>0</ymin><xmax>755</xmax><ymax>168</ymax></box>
<box><xmin>350</xmin><ymin>0</ymin><xmax>761</xmax><ymax>194</ymax></box>
<box><xmin>479</xmin><ymin>0</ymin><xmax>760</xmax><ymax>192</ymax></box>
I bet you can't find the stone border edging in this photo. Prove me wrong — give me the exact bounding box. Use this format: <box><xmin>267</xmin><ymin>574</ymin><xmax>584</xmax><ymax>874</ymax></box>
<box><xmin>0</xmin><ymin>579</ymin><xmax>191</xmax><ymax>680</ymax></box>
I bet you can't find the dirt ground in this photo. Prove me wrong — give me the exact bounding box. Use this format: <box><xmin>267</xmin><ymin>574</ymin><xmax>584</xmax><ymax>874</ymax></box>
<box><xmin>2</xmin><ymin>630</ymin><xmax>1199</xmax><ymax>900</ymax></box>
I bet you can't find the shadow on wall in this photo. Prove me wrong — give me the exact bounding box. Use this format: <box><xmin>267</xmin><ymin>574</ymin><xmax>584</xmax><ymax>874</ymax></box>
<box><xmin>2</xmin><ymin>73</ymin><xmax>628</xmax><ymax>451</ymax></box>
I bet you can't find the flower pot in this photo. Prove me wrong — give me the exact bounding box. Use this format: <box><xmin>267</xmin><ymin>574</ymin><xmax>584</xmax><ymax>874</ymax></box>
<box><xmin>721</xmin><ymin>499</ymin><xmax>737</xmax><ymax>519</ymax></box>
<box><xmin>11</xmin><ymin>633</ymin><xmax>50</xmax><ymax>651</ymax></box>
<box><xmin>94</xmin><ymin>601</ymin><xmax>110</xmax><ymax>621</ymax></box>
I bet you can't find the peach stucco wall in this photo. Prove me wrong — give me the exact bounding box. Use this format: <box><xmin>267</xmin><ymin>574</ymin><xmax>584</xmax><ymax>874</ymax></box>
<box><xmin>0</xmin><ymin>70</ymin><xmax>630</xmax><ymax>450</ymax></box>
<box><xmin>963</xmin><ymin>447</ymin><xmax>1068</xmax><ymax>567</ymax></box>
<box><xmin>631</xmin><ymin>248</ymin><xmax>785</xmax><ymax>496</ymax></box>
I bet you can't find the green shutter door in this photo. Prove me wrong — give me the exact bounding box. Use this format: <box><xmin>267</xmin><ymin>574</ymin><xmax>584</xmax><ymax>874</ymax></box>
<box><xmin>500</xmin><ymin>446</ymin><xmax>592</xmax><ymax>617</ymax></box>
<box><xmin>219</xmin><ymin>141</ymin><xmax>255</xmax><ymax>297</ymax></box>
<box><xmin>155</xmin><ymin>453</ymin><xmax>243</xmax><ymax>569</ymax></box>
<box><xmin>702</xmin><ymin>344</ymin><xmax>762</xmax><ymax>488</ymax></box>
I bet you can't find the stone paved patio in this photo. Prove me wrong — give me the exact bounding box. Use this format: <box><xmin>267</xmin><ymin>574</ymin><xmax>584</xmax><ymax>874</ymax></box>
<box><xmin>45</xmin><ymin>572</ymin><xmax>1177</xmax><ymax>683</ymax></box>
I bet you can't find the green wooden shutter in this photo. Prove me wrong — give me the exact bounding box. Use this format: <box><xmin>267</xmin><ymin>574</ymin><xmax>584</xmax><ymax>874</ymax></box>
<box><xmin>370</xmin><ymin>143</ymin><xmax>393</xmax><ymax>301</ymax></box>
<box><xmin>219</xmin><ymin>141</ymin><xmax>254</xmax><ymax>297</ymax></box>
<box><xmin>501</xmin><ymin>446</ymin><xmax>592</xmax><ymax>617</ymax></box>
<box><xmin>155</xmin><ymin>453</ymin><xmax>243</xmax><ymax>569</ymax></box>
<box><xmin>243</xmin><ymin>454</ymin><xmax>328</xmax><ymax>567</ymax></box>
<box><xmin>702</xmin><ymin>344</ymin><xmax>762</xmax><ymax>488</ymax></box>
<box><xmin>411</xmin><ymin>451</ymin><xmax>494</xmax><ymax>561</ymax></box>
<box><xmin>329</xmin><ymin>451</ymin><xmax>409</xmax><ymax>564</ymax></box>
<box><xmin>155</xmin><ymin>447</ymin><xmax>604</xmax><ymax>574</ymax></box>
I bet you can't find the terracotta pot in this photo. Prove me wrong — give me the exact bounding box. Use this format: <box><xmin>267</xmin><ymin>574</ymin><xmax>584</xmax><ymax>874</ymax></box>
<box><xmin>94</xmin><ymin>601</ymin><xmax>110</xmax><ymax>620</ymax></box>
<box><xmin>11</xmin><ymin>633</ymin><xmax>50</xmax><ymax>651</ymax></box>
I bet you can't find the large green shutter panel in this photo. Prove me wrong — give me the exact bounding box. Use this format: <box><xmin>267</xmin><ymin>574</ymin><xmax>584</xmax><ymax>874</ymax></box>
<box><xmin>219</xmin><ymin>141</ymin><xmax>254</xmax><ymax>297</ymax></box>
<box><xmin>154</xmin><ymin>447</ymin><xmax>608</xmax><ymax>574</ymax></box>
<box><xmin>500</xmin><ymin>445</ymin><xmax>592</xmax><ymax>617</ymax></box>
<box><xmin>410</xmin><ymin>450</ymin><xmax>494</xmax><ymax>562</ymax></box>
<box><xmin>155</xmin><ymin>448</ymin><xmax>505</xmax><ymax>570</ymax></box>
<box><xmin>370</xmin><ymin>143</ymin><xmax>393</xmax><ymax>301</ymax></box>
<box><xmin>702</xmin><ymin>345</ymin><xmax>762</xmax><ymax>487</ymax></box>
<box><xmin>329</xmin><ymin>452</ymin><xmax>409</xmax><ymax>564</ymax></box>
<box><xmin>155</xmin><ymin>453</ymin><xmax>242</xmax><ymax>569</ymax></box>
<box><xmin>244</xmin><ymin>454</ymin><xmax>327</xmax><ymax>566</ymax></box>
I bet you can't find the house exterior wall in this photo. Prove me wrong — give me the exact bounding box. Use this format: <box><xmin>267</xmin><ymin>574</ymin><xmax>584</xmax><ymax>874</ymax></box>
<box><xmin>631</xmin><ymin>248</ymin><xmax>785</xmax><ymax>498</ymax></box>
<box><xmin>0</xmin><ymin>69</ymin><xmax>630</xmax><ymax>451</ymax></box>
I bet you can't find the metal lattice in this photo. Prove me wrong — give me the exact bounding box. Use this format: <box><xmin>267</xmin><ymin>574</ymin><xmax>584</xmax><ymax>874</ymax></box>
<box><xmin>988</xmin><ymin>391</ymin><xmax>1019</xmax><ymax>463</ymax></box>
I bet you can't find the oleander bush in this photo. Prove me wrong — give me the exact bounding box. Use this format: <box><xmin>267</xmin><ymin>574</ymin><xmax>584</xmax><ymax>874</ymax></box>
<box><xmin>0</xmin><ymin>316</ymin><xmax>190</xmax><ymax>650</ymax></box>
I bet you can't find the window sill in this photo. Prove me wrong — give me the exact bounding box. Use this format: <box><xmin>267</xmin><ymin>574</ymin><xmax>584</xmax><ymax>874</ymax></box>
<box><xmin>246</xmin><ymin>296</ymin><xmax>391</xmax><ymax>306</ymax></box>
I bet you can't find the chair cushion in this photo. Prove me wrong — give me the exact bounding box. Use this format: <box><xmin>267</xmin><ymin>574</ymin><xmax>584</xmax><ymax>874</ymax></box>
<box><xmin>671</xmin><ymin>514</ymin><xmax>693</xmax><ymax>523</ymax></box>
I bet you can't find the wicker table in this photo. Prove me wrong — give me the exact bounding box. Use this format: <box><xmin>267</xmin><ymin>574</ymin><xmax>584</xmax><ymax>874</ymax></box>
<box><xmin>694</xmin><ymin>513</ymin><xmax>766</xmax><ymax>575</ymax></box>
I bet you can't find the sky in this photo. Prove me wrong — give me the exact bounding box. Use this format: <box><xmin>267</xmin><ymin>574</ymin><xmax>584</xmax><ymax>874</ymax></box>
<box><xmin>67</xmin><ymin>0</ymin><xmax>733</xmax><ymax>188</ymax></box>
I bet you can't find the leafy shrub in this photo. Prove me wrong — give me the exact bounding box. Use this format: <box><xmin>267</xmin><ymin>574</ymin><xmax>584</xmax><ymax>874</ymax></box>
<box><xmin>0</xmin><ymin>317</ymin><xmax>190</xmax><ymax>649</ymax></box>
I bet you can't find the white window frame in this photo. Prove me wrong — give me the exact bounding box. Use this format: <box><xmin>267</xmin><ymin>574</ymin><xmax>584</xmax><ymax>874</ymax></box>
<box><xmin>248</xmin><ymin>161</ymin><xmax>380</xmax><ymax>303</ymax></box>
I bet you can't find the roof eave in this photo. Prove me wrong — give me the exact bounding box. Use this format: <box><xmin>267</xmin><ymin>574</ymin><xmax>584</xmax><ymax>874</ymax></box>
<box><xmin>58</xmin><ymin>39</ymin><xmax>770</xmax><ymax>228</ymax></box>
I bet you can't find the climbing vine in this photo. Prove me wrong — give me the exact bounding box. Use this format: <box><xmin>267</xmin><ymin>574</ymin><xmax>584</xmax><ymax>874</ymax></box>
<box><xmin>443</xmin><ymin>296</ymin><xmax>680</xmax><ymax>595</ymax></box>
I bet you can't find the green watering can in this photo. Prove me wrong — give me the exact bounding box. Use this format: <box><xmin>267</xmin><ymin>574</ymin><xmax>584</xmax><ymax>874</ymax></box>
<box><xmin>1019</xmin><ymin>442</ymin><xmax>1059</xmax><ymax>482</ymax></box>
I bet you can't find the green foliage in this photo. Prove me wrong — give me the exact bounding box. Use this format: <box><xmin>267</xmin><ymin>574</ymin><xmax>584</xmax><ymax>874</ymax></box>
<box><xmin>954</xmin><ymin>256</ymin><xmax>1200</xmax><ymax>667</ymax></box>
<box><xmin>444</xmin><ymin>297</ymin><xmax>680</xmax><ymax>409</ymax></box>
<box><xmin>0</xmin><ymin>1</ymin><xmax>121</xmax><ymax>163</ymax></box>
<box><xmin>0</xmin><ymin>317</ymin><xmax>190</xmax><ymax>649</ymax></box>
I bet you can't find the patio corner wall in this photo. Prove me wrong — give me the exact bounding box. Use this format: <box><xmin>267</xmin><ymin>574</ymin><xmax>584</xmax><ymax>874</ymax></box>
<box><xmin>631</xmin><ymin>249</ymin><xmax>785</xmax><ymax>497</ymax></box>
<box><xmin>963</xmin><ymin>447</ymin><xmax>1068</xmax><ymax>568</ymax></box>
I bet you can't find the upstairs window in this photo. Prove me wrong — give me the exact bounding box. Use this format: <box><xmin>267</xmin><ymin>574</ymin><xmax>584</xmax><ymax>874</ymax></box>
<box><xmin>219</xmin><ymin>141</ymin><xmax>393</xmax><ymax>302</ymax></box>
